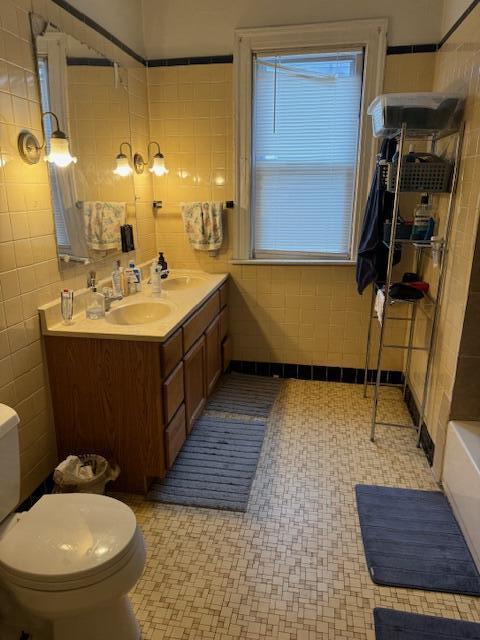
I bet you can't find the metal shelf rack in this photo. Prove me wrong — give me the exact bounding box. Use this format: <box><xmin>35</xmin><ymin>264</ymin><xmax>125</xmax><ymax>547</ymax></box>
<box><xmin>363</xmin><ymin>122</ymin><xmax>465</xmax><ymax>443</ymax></box>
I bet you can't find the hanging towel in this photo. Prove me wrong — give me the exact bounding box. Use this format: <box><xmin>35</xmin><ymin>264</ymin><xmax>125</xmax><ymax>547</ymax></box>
<box><xmin>356</xmin><ymin>138</ymin><xmax>399</xmax><ymax>294</ymax></box>
<box><xmin>374</xmin><ymin>289</ymin><xmax>385</xmax><ymax>324</ymax></box>
<box><xmin>181</xmin><ymin>202</ymin><xmax>223</xmax><ymax>253</ymax></box>
<box><xmin>82</xmin><ymin>201</ymin><xmax>126</xmax><ymax>251</ymax></box>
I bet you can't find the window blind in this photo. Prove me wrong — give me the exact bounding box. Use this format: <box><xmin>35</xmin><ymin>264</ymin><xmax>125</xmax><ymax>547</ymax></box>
<box><xmin>252</xmin><ymin>49</ymin><xmax>364</xmax><ymax>259</ymax></box>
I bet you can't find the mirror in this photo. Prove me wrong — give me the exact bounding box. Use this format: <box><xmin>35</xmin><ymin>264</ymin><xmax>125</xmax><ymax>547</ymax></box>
<box><xmin>32</xmin><ymin>18</ymin><xmax>136</xmax><ymax>266</ymax></box>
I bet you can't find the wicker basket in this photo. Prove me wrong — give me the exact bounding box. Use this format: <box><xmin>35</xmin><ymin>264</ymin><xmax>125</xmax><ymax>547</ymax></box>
<box><xmin>383</xmin><ymin>161</ymin><xmax>453</xmax><ymax>193</ymax></box>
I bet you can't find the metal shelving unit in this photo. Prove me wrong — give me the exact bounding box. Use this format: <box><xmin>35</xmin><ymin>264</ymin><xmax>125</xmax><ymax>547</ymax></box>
<box><xmin>363</xmin><ymin>122</ymin><xmax>465</xmax><ymax>443</ymax></box>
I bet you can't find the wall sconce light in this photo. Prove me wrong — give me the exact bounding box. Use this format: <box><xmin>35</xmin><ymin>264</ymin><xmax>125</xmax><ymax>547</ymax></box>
<box><xmin>113</xmin><ymin>142</ymin><xmax>145</xmax><ymax>176</ymax></box>
<box><xmin>18</xmin><ymin>111</ymin><xmax>77</xmax><ymax>168</ymax></box>
<box><xmin>147</xmin><ymin>141</ymin><xmax>168</xmax><ymax>176</ymax></box>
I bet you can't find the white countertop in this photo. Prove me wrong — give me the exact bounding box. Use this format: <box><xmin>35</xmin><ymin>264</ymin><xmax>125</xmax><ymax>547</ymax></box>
<box><xmin>38</xmin><ymin>270</ymin><xmax>228</xmax><ymax>343</ymax></box>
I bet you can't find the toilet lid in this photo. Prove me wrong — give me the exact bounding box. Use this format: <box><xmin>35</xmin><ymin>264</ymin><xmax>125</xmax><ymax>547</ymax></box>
<box><xmin>0</xmin><ymin>493</ymin><xmax>137</xmax><ymax>583</ymax></box>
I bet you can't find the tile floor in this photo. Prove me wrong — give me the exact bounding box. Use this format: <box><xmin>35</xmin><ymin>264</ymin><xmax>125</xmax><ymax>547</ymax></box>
<box><xmin>121</xmin><ymin>380</ymin><xmax>480</xmax><ymax>639</ymax></box>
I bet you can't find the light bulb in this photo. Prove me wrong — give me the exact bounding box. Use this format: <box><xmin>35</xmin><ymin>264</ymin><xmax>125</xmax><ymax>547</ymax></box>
<box><xmin>149</xmin><ymin>153</ymin><xmax>168</xmax><ymax>176</ymax></box>
<box><xmin>44</xmin><ymin>135</ymin><xmax>77</xmax><ymax>168</ymax></box>
<box><xmin>113</xmin><ymin>154</ymin><xmax>133</xmax><ymax>176</ymax></box>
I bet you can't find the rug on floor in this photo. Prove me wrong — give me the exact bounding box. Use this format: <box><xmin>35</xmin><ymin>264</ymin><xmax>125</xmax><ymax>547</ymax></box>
<box><xmin>149</xmin><ymin>415</ymin><xmax>267</xmax><ymax>511</ymax></box>
<box><xmin>356</xmin><ymin>484</ymin><xmax>480</xmax><ymax>596</ymax></box>
<box><xmin>206</xmin><ymin>372</ymin><xmax>282</xmax><ymax>417</ymax></box>
<box><xmin>149</xmin><ymin>373</ymin><xmax>282</xmax><ymax>511</ymax></box>
<box><xmin>374</xmin><ymin>608</ymin><xmax>480</xmax><ymax>640</ymax></box>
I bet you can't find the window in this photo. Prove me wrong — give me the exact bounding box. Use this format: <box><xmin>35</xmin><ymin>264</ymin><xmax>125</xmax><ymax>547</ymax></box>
<box><xmin>234</xmin><ymin>20</ymin><xmax>387</xmax><ymax>263</ymax></box>
<box><xmin>253</xmin><ymin>50</ymin><xmax>363</xmax><ymax>259</ymax></box>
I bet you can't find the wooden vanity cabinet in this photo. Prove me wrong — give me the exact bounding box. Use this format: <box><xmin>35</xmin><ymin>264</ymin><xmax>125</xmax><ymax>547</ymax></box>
<box><xmin>183</xmin><ymin>335</ymin><xmax>207</xmax><ymax>433</ymax></box>
<box><xmin>205</xmin><ymin>315</ymin><xmax>221</xmax><ymax>396</ymax></box>
<box><xmin>44</xmin><ymin>278</ymin><xmax>230</xmax><ymax>494</ymax></box>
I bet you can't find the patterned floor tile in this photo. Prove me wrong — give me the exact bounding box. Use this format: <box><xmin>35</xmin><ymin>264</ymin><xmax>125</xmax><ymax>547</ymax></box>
<box><xmin>119</xmin><ymin>380</ymin><xmax>480</xmax><ymax>639</ymax></box>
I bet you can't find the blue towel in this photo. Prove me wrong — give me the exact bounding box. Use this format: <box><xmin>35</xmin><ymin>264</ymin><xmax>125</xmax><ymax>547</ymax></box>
<box><xmin>356</xmin><ymin>138</ymin><xmax>397</xmax><ymax>294</ymax></box>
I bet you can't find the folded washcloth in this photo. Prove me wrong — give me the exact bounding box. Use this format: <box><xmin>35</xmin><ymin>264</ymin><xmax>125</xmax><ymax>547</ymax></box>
<box><xmin>374</xmin><ymin>289</ymin><xmax>385</xmax><ymax>324</ymax></box>
<box><xmin>83</xmin><ymin>201</ymin><xmax>126</xmax><ymax>251</ymax></box>
<box><xmin>181</xmin><ymin>201</ymin><xmax>223</xmax><ymax>253</ymax></box>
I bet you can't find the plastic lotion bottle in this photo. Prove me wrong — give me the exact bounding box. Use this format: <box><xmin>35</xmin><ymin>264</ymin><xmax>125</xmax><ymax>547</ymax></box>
<box><xmin>124</xmin><ymin>262</ymin><xmax>137</xmax><ymax>295</ymax></box>
<box><xmin>127</xmin><ymin>260</ymin><xmax>142</xmax><ymax>292</ymax></box>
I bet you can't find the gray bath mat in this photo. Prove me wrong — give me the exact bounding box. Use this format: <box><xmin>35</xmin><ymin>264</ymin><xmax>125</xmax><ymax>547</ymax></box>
<box><xmin>356</xmin><ymin>485</ymin><xmax>480</xmax><ymax>595</ymax></box>
<box><xmin>149</xmin><ymin>415</ymin><xmax>267</xmax><ymax>511</ymax></box>
<box><xmin>207</xmin><ymin>373</ymin><xmax>282</xmax><ymax>417</ymax></box>
<box><xmin>374</xmin><ymin>608</ymin><xmax>480</xmax><ymax>640</ymax></box>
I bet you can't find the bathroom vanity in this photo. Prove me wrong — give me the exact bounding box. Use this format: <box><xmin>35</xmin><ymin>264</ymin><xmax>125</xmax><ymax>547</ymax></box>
<box><xmin>40</xmin><ymin>272</ymin><xmax>230</xmax><ymax>493</ymax></box>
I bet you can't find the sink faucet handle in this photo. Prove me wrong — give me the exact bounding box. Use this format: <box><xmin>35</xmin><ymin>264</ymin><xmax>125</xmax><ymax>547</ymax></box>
<box><xmin>102</xmin><ymin>287</ymin><xmax>122</xmax><ymax>311</ymax></box>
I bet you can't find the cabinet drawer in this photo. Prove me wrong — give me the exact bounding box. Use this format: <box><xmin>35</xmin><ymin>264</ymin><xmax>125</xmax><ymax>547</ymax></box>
<box><xmin>222</xmin><ymin>336</ymin><xmax>232</xmax><ymax>372</ymax></box>
<box><xmin>219</xmin><ymin>281</ymin><xmax>228</xmax><ymax>309</ymax></box>
<box><xmin>163</xmin><ymin>361</ymin><xmax>184</xmax><ymax>424</ymax></box>
<box><xmin>165</xmin><ymin>404</ymin><xmax>186</xmax><ymax>468</ymax></box>
<box><xmin>219</xmin><ymin>306</ymin><xmax>228</xmax><ymax>341</ymax></box>
<box><xmin>161</xmin><ymin>329</ymin><xmax>182</xmax><ymax>377</ymax></box>
<box><xmin>183</xmin><ymin>292</ymin><xmax>220</xmax><ymax>352</ymax></box>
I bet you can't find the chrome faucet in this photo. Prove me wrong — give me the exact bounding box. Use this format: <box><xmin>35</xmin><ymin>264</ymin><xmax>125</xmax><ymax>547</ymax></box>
<box><xmin>102</xmin><ymin>287</ymin><xmax>123</xmax><ymax>312</ymax></box>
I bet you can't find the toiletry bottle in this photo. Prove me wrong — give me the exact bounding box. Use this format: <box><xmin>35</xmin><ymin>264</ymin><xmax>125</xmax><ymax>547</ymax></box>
<box><xmin>85</xmin><ymin>272</ymin><xmax>106</xmax><ymax>320</ymax></box>
<box><xmin>127</xmin><ymin>260</ymin><xmax>142</xmax><ymax>292</ymax></box>
<box><xmin>159</xmin><ymin>252</ymin><xmax>169</xmax><ymax>279</ymax></box>
<box><xmin>112</xmin><ymin>260</ymin><xmax>123</xmax><ymax>298</ymax></box>
<box><xmin>411</xmin><ymin>194</ymin><xmax>435</xmax><ymax>241</ymax></box>
<box><xmin>151</xmin><ymin>254</ymin><xmax>163</xmax><ymax>295</ymax></box>
<box><xmin>124</xmin><ymin>261</ymin><xmax>137</xmax><ymax>295</ymax></box>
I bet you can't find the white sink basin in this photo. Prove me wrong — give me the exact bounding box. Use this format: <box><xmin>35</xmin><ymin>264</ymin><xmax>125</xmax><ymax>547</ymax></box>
<box><xmin>106</xmin><ymin>301</ymin><xmax>173</xmax><ymax>325</ymax></box>
<box><xmin>162</xmin><ymin>276</ymin><xmax>204</xmax><ymax>290</ymax></box>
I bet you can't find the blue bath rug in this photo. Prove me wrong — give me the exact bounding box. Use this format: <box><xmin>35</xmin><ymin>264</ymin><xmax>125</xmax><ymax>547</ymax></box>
<box><xmin>148</xmin><ymin>415</ymin><xmax>267</xmax><ymax>511</ymax></box>
<box><xmin>356</xmin><ymin>485</ymin><xmax>480</xmax><ymax>595</ymax></box>
<box><xmin>374</xmin><ymin>608</ymin><xmax>480</xmax><ymax>639</ymax></box>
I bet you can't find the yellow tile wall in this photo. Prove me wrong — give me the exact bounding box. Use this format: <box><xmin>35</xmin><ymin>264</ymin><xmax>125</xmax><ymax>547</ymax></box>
<box><xmin>0</xmin><ymin>0</ymin><xmax>155</xmax><ymax>500</ymax></box>
<box><xmin>149</xmin><ymin>53</ymin><xmax>435</xmax><ymax>369</ymax></box>
<box><xmin>408</xmin><ymin>4</ymin><xmax>480</xmax><ymax>475</ymax></box>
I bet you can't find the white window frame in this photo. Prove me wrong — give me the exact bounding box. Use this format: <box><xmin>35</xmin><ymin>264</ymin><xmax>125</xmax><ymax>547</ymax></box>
<box><xmin>233</xmin><ymin>19</ymin><xmax>387</xmax><ymax>265</ymax></box>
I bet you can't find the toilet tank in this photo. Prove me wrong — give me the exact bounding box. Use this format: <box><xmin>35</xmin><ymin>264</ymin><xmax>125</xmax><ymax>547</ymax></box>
<box><xmin>0</xmin><ymin>405</ymin><xmax>20</xmax><ymax>522</ymax></box>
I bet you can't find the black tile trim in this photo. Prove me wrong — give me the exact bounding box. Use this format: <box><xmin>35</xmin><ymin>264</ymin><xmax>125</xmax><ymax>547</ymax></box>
<box><xmin>386</xmin><ymin>43</ymin><xmax>438</xmax><ymax>55</ymax></box>
<box><xmin>50</xmin><ymin>0</ymin><xmax>147</xmax><ymax>65</ymax></box>
<box><xmin>404</xmin><ymin>384</ymin><xmax>435</xmax><ymax>466</ymax></box>
<box><xmin>66</xmin><ymin>56</ymin><xmax>114</xmax><ymax>67</ymax></box>
<box><xmin>438</xmin><ymin>0</ymin><xmax>480</xmax><ymax>49</ymax></box>
<box><xmin>229</xmin><ymin>360</ymin><xmax>402</xmax><ymax>386</ymax></box>
<box><xmin>147</xmin><ymin>54</ymin><xmax>234</xmax><ymax>67</ymax></box>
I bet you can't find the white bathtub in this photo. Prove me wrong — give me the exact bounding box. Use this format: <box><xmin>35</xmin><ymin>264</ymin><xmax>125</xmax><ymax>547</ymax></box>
<box><xmin>443</xmin><ymin>421</ymin><xmax>480</xmax><ymax>571</ymax></box>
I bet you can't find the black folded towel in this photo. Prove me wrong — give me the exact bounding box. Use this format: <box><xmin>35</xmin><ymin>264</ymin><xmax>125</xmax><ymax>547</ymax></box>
<box><xmin>389</xmin><ymin>282</ymin><xmax>424</xmax><ymax>301</ymax></box>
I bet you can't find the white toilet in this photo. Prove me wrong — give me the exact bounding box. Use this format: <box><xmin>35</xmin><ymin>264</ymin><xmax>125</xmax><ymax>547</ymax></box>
<box><xmin>0</xmin><ymin>404</ymin><xmax>146</xmax><ymax>640</ymax></box>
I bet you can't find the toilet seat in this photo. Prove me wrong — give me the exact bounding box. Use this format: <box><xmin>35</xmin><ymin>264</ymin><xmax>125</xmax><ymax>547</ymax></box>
<box><xmin>0</xmin><ymin>493</ymin><xmax>139</xmax><ymax>592</ymax></box>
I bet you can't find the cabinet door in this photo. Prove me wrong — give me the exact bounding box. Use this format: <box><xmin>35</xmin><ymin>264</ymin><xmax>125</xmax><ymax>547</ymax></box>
<box><xmin>165</xmin><ymin>404</ymin><xmax>186</xmax><ymax>468</ymax></box>
<box><xmin>205</xmin><ymin>315</ymin><xmax>221</xmax><ymax>397</ymax></box>
<box><xmin>163</xmin><ymin>361</ymin><xmax>184</xmax><ymax>424</ymax></box>
<box><xmin>183</xmin><ymin>335</ymin><xmax>206</xmax><ymax>433</ymax></box>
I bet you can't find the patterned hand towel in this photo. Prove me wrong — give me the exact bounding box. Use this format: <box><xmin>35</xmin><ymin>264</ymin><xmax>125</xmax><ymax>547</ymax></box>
<box><xmin>83</xmin><ymin>201</ymin><xmax>126</xmax><ymax>251</ymax></box>
<box><xmin>181</xmin><ymin>202</ymin><xmax>223</xmax><ymax>253</ymax></box>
